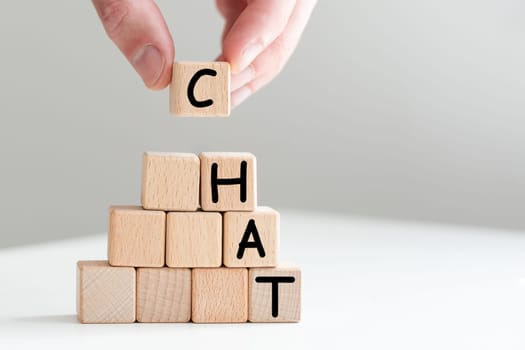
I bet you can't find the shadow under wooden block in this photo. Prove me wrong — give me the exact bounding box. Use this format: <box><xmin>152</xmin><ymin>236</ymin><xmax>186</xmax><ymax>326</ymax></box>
<box><xmin>249</xmin><ymin>266</ymin><xmax>301</xmax><ymax>323</ymax></box>
<box><xmin>166</xmin><ymin>212</ymin><xmax>222</xmax><ymax>268</ymax></box>
<box><xmin>108</xmin><ymin>206</ymin><xmax>165</xmax><ymax>267</ymax></box>
<box><xmin>192</xmin><ymin>268</ymin><xmax>248</xmax><ymax>323</ymax></box>
<box><xmin>141</xmin><ymin>152</ymin><xmax>200</xmax><ymax>211</ymax></box>
<box><xmin>199</xmin><ymin>152</ymin><xmax>257</xmax><ymax>212</ymax></box>
<box><xmin>136</xmin><ymin>268</ymin><xmax>191</xmax><ymax>323</ymax></box>
<box><xmin>76</xmin><ymin>260</ymin><xmax>135</xmax><ymax>324</ymax></box>
<box><xmin>223</xmin><ymin>207</ymin><xmax>279</xmax><ymax>267</ymax></box>
<box><xmin>170</xmin><ymin>62</ymin><xmax>230</xmax><ymax>117</ymax></box>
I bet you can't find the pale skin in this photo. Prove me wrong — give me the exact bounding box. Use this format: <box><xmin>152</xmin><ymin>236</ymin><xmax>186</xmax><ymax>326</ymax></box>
<box><xmin>92</xmin><ymin>0</ymin><xmax>317</xmax><ymax>108</ymax></box>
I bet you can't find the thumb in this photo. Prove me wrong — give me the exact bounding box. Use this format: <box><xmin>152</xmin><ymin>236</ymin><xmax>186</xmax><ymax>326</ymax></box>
<box><xmin>92</xmin><ymin>0</ymin><xmax>174</xmax><ymax>90</ymax></box>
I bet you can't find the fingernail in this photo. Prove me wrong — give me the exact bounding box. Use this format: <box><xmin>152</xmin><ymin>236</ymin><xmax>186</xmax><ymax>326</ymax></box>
<box><xmin>131</xmin><ymin>45</ymin><xmax>165</xmax><ymax>87</ymax></box>
<box><xmin>231</xmin><ymin>86</ymin><xmax>252</xmax><ymax>108</ymax></box>
<box><xmin>231</xmin><ymin>65</ymin><xmax>255</xmax><ymax>91</ymax></box>
<box><xmin>237</xmin><ymin>42</ymin><xmax>263</xmax><ymax>73</ymax></box>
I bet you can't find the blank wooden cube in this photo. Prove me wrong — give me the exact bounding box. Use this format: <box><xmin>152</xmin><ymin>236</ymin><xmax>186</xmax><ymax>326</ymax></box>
<box><xmin>141</xmin><ymin>152</ymin><xmax>200</xmax><ymax>211</ymax></box>
<box><xmin>249</xmin><ymin>266</ymin><xmax>301</xmax><ymax>323</ymax></box>
<box><xmin>223</xmin><ymin>207</ymin><xmax>279</xmax><ymax>267</ymax></box>
<box><xmin>170</xmin><ymin>62</ymin><xmax>230</xmax><ymax>117</ymax></box>
<box><xmin>76</xmin><ymin>260</ymin><xmax>135</xmax><ymax>324</ymax></box>
<box><xmin>192</xmin><ymin>268</ymin><xmax>248</xmax><ymax>323</ymax></box>
<box><xmin>166</xmin><ymin>212</ymin><xmax>222</xmax><ymax>268</ymax></box>
<box><xmin>199</xmin><ymin>152</ymin><xmax>256</xmax><ymax>212</ymax></box>
<box><xmin>136</xmin><ymin>268</ymin><xmax>191</xmax><ymax>323</ymax></box>
<box><xmin>108</xmin><ymin>206</ymin><xmax>165</xmax><ymax>267</ymax></box>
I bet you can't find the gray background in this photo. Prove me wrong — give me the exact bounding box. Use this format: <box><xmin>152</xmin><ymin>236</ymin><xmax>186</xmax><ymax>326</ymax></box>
<box><xmin>0</xmin><ymin>1</ymin><xmax>524</xmax><ymax>247</ymax></box>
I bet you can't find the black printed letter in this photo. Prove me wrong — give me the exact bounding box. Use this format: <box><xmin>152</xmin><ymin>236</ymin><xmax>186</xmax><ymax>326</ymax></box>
<box><xmin>187</xmin><ymin>68</ymin><xmax>217</xmax><ymax>108</ymax></box>
<box><xmin>211</xmin><ymin>161</ymin><xmax>247</xmax><ymax>203</ymax></box>
<box><xmin>255</xmin><ymin>276</ymin><xmax>296</xmax><ymax>317</ymax></box>
<box><xmin>237</xmin><ymin>219</ymin><xmax>266</xmax><ymax>259</ymax></box>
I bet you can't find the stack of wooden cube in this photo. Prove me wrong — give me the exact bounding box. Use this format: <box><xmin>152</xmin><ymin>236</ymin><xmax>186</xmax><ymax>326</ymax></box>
<box><xmin>77</xmin><ymin>152</ymin><xmax>301</xmax><ymax>324</ymax></box>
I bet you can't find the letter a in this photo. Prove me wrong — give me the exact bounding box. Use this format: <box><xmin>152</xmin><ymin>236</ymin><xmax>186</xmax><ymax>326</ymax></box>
<box><xmin>237</xmin><ymin>219</ymin><xmax>266</xmax><ymax>259</ymax></box>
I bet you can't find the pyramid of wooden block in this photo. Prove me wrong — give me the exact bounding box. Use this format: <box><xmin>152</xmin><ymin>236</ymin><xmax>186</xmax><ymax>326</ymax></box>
<box><xmin>77</xmin><ymin>152</ymin><xmax>301</xmax><ymax>324</ymax></box>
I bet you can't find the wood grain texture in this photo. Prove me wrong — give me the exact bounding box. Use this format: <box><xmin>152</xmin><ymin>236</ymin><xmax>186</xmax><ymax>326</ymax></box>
<box><xmin>108</xmin><ymin>206</ymin><xmax>165</xmax><ymax>267</ymax></box>
<box><xmin>76</xmin><ymin>260</ymin><xmax>135</xmax><ymax>324</ymax></box>
<box><xmin>199</xmin><ymin>152</ymin><xmax>256</xmax><ymax>212</ymax></box>
<box><xmin>223</xmin><ymin>207</ymin><xmax>279</xmax><ymax>267</ymax></box>
<box><xmin>170</xmin><ymin>62</ymin><xmax>230</xmax><ymax>117</ymax></box>
<box><xmin>141</xmin><ymin>152</ymin><xmax>200</xmax><ymax>211</ymax></box>
<box><xmin>166</xmin><ymin>211</ymin><xmax>222</xmax><ymax>268</ymax></box>
<box><xmin>136</xmin><ymin>268</ymin><xmax>191</xmax><ymax>323</ymax></box>
<box><xmin>192</xmin><ymin>268</ymin><xmax>248</xmax><ymax>323</ymax></box>
<box><xmin>248</xmin><ymin>266</ymin><xmax>301</xmax><ymax>323</ymax></box>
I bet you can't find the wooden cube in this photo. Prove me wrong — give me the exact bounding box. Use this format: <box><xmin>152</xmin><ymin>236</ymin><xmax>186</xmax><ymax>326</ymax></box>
<box><xmin>192</xmin><ymin>268</ymin><xmax>248</xmax><ymax>323</ymax></box>
<box><xmin>76</xmin><ymin>260</ymin><xmax>135</xmax><ymax>324</ymax></box>
<box><xmin>170</xmin><ymin>62</ymin><xmax>230</xmax><ymax>117</ymax></box>
<box><xmin>136</xmin><ymin>268</ymin><xmax>191</xmax><ymax>323</ymax></box>
<box><xmin>249</xmin><ymin>266</ymin><xmax>301</xmax><ymax>323</ymax></box>
<box><xmin>166</xmin><ymin>212</ymin><xmax>222</xmax><ymax>268</ymax></box>
<box><xmin>223</xmin><ymin>207</ymin><xmax>279</xmax><ymax>267</ymax></box>
<box><xmin>199</xmin><ymin>152</ymin><xmax>256</xmax><ymax>212</ymax></box>
<box><xmin>141</xmin><ymin>152</ymin><xmax>200</xmax><ymax>211</ymax></box>
<box><xmin>108</xmin><ymin>206</ymin><xmax>165</xmax><ymax>267</ymax></box>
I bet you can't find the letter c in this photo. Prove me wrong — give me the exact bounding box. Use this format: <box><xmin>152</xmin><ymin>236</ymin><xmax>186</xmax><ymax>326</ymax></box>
<box><xmin>187</xmin><ymin>68</ymin><xmax>217</xmax><ymax>108</ymax></box>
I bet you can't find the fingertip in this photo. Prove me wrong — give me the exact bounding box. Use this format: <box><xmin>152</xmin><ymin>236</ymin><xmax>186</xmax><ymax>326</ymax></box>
<box><xmin>222</xmin><ymin>28</ymin><xmax>264</xmax><ymax>73</ymax></box>
<box><xmin>222</xmin><ymin>0</ymin><xmax>295</xmax><ymax>73</ymax></box>
<box><xmin>222</xmin><ymin>44</ymin><xmax>242</xmax><ymax>74</ymax></box>
<box><xmin>231</xmin><ymin>65</ymin><xmax>255</xmax><ymax>91</ymax></box>
<box><xmin>133</xmin><ymin>44</ymin><xmax>174</xmax><ymax>90</ymax></box>
<box><xmin>92</xmin><ymin>0</ymin><xmax>175</xmax><ymax>90</ymax></box>
<box><xmin>146</xmin><ymin>65</ymin><xmax>172</xmax><ymax>90</ymax></box>
<box><xmin>231</xmin><ymin>86</ymin><xmax>252</xmax><ymax>108</ymax></box>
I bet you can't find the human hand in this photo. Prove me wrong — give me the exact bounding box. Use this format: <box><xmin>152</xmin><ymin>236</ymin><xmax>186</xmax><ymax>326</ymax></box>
<box><xmin>92</xmin><ymin>0</ymin><xmax>316</xmax><ymax>107</ymax></box>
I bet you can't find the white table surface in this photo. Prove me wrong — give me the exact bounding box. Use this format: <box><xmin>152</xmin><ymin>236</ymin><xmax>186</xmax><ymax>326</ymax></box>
<box><xmin>0</xmin><ymin>210</ymin><xmax>524</xmax><ymax>349</ymax></box>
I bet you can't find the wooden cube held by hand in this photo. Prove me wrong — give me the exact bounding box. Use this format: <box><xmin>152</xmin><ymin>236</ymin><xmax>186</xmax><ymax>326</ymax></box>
<box><xmin>170</xmin><ymin>62</ymin><xmax>230</xmax><ymax>117</ymax></box>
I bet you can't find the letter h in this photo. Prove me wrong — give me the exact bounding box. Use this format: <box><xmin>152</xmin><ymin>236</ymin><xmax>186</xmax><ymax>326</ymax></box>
<box><xmin>211</xmin><ymin>161</ymin><xmax>247</xmax><ymax>203</ymax></box>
